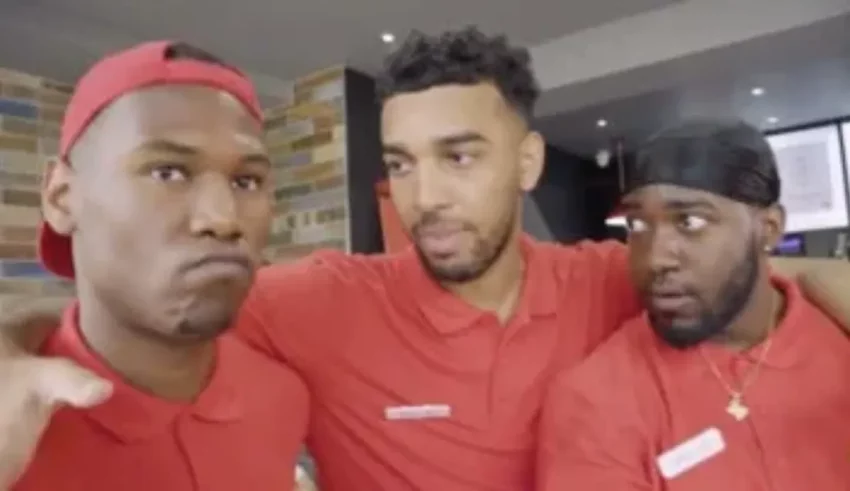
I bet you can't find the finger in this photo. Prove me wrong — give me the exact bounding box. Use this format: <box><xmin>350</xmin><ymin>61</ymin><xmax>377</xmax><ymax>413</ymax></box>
<box><xmin>33</xmin><ymin>358</ymin><xmax>113</xmax><ymax>409</ymax></box>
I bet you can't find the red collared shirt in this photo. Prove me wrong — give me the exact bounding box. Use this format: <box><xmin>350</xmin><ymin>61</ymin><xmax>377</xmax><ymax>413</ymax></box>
<box><xmin>237</xmin><ymin>236</ymin><xmax>639</xmax><ymax>490</ymax></box>
<box><xmin>14</xmin><ymin>302</ymin><xmax>309</xmax><ymax>491</ymax></box>
<box><xmin>538</xmin><ymin>276</ymin><xmax>850</xmax><ymax>491</ymax></box>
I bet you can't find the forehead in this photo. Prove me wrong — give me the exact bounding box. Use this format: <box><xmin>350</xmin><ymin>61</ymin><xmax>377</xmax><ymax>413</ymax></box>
<box><xmin>381</xmin><ymin>83</ymin><xmax>513</xmax><ymax>144</ymax></box>
<box><xmin>95</xmin><ymin>85</ymin><xmax>260</xmax><ymax>146</ymax></box>
<box><xmin>623</xmin><ymin>183</ymin><xmax>735</xmax><ymax>212</ymax></box>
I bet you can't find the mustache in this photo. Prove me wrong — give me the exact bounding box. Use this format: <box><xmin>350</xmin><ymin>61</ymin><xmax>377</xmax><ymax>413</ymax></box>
<box><xmin>412</xmin><ymin>212</ymin><xmax>473</xmax><ymax>235</ymax></box>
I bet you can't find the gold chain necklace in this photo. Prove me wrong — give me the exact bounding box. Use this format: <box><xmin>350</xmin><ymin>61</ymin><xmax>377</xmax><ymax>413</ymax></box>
<box><xmin>699</xmin><ymin>292</ymin><xmax>777</xmax><ymax>422</ymax></box>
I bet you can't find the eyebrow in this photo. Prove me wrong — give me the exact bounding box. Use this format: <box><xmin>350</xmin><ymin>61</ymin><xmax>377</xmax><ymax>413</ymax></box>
<box><xmin>137</xmin><ymin>139</ymin><xmax>270</xmax><ymax>167</ymax></box>
<box><xmin>382</xmin><ymin>131</ymin><xmax>489</xmax><ymax>157</ymax></box>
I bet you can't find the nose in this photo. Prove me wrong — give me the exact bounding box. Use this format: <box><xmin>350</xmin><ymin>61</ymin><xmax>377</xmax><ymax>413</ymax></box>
<box><xmin>647</xmin><ymin>226</ymin><xmax>681</xmax><ymax>275</ymax></box>
<box><xmin>189</xmin><ymin>173</ymin><xmax>242</xmax><ymax>242</ymax></box>
<box><xmin>412</xmin><ymin>161</ymin><xmax>450</xmax><ymax>213</ymax></box>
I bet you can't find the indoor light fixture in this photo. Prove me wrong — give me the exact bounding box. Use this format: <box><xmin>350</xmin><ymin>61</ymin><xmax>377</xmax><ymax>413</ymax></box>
<box><xmin>596</xmin><ymin>119</ymin><xmax>608</xmax><ymax>128</ymax></box>
<box><xmin>381</xmin><ymin>32</ymin><xmax>395</xmax><ymax>44</ymax></box>
<box><xmin>766</xmin><ymin>116</ymin><xmax>779</xmax><ymax>125</ymax></box>
<box><xmin>751</xmin><ymin>87</ymin><xmax>765</xmax><ymax>96</ymax></box>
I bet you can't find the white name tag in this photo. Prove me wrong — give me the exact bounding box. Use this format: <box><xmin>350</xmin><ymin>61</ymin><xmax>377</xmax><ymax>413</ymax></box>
<box><xmin>656</xmin><ymin>427</ymin><xmax>725</xmax><ymax>480</ymax></box>
<box><xmin>384</xmin><ymin>404</ymin><xmax>451</xmax><ymax>421</ymax></box>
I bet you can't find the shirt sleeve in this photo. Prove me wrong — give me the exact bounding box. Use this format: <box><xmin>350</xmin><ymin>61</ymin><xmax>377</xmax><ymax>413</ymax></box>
<box><xmin>574</xmin><ymin>240</ymin><xmax>643</xmax><ymax>345</ymax></box>
<box><xmin>537</xmin><ymin>345</ymin><xmax>657</xmax><ymax>491</ymax></box>
<box><xmin>234</xmin><ymin>250</ymin><xmax>352</xmax><ymax>375</ymax></box>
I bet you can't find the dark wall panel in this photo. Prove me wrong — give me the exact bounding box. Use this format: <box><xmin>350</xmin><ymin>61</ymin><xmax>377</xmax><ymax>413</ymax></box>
<box><xmin>343</xmin><ymin>69</ymin><xmax>385</xmax><ymax>254</ymax></box>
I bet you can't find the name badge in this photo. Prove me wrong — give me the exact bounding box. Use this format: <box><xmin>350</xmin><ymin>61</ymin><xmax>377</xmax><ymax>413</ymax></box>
<box><xmin>656</xmin><ymin>427</ymin><xmax>725</xmax><ymax>480</ymax></box>
<box><xmin>384</xmin><ymin>404</ymin><xmax>451</xmax><ymax>421</ymax></box>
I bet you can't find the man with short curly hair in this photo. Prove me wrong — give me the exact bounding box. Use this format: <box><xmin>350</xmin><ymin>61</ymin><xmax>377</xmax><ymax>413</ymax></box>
<box><xmin>0</xmin><ymin>27</ymin><xmax>846</xmax><ymax>491</ymax></box>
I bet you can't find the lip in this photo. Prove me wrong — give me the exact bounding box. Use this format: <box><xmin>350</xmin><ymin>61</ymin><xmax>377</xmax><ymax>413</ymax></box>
<box><xmin>417</xmin><ymin>228</ymin><xmax>465</xmax><ymax>256</ymax></box>
<box><xmin>649</xmin><ymin>293</ymin><xmax>696</xmax><ymax>313</ymax></box>
<box><xmin>182</xmin><ymin>253</ymin><xmax>254</xmax><ymax>278</ymax></box>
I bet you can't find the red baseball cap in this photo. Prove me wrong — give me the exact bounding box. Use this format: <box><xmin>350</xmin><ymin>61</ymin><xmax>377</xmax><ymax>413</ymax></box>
<box><xmin>39</xmin><ymin>41</ymin><xmax>263</xmax><ymax>278</ymax></box>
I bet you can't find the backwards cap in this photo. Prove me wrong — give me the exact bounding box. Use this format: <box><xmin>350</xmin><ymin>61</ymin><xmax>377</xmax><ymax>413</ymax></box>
<box><xmin>39</xmin><ymin>40</ymin><xmax>263</xmax><ymax>278</ymax></box>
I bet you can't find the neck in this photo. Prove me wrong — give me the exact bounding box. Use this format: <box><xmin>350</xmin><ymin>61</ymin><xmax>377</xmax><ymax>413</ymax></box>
<box><xmin>443</xmin><ymin>230</ymin><xmax>525</xmax><ymax>324</ymax></box>
<box><xmin>718</xmin><ymin>271</ymin><xmax>784</xmax><ymax>351</ymax></box>
<box><xmin>77</xmin><ymin>289</ymin><xmax>215</xmax><ymax>402</ymax></box>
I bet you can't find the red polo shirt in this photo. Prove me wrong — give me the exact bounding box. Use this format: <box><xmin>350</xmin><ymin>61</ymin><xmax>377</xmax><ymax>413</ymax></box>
<box><xmin>237</xmin><ymin>236</ymin><xmax>640</xmax><ymax>490</ymax></box>
<box><xmin>14</xmin><ymin>302</ymin><xmax>309</xmax><ymax>491</ymax></box>
<box><xmin>538</xmin><ymin>276</ymin><xmax>850</xmax><ymax>491</ymax></box>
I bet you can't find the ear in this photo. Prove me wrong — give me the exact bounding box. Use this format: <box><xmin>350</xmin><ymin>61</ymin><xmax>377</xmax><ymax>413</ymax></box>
<box><xmin>518</xmin><ymin>130</ymin><xmax>545</xmax><ymax>192</ymax></box>
<box><xmin>759</xmin><ymin>204</ymin><xmax>786</xmax><ymax>253</ymax></box>
<box><xmin>42</xmin><ymin>158</ymin><xmax>76</xmax><ymax>236</ymax></box>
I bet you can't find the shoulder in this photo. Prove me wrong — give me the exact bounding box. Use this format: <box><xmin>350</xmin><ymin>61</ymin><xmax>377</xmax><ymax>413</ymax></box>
<box><xmin>532</xmin><ymin>239</ymin><xmax>626</xmax><ymax>275</ymax></box>
<box><xmin>251</xmin><ymin>249</ymin><xmax>400</xmax><ymax>297</ymax></box>
<box><xmin>549</xmin><ymin>315</ymin><xmax>652</xmax><ymax>407</ymax></box>
<box><xmin>220</xmin><ymin>334</ymin><xmax>310</xmax><ymax>409</ymax></box>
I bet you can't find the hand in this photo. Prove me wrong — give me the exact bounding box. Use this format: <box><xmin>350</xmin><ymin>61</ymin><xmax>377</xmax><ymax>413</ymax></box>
<box><xmin>0</xmin><ymin>355</ymin><xmax>111</xmax><ymax>488</ymax></box>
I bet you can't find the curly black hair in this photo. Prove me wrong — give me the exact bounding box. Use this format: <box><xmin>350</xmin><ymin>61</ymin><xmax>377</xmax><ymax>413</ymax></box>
<box><xmin>375</xmin><ymin>26</ymin><xmax>540</xmax><ymax>122</ymax></box>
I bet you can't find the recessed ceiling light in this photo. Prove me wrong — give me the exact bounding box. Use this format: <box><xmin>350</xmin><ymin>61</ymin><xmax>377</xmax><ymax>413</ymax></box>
<box><xmin>597</xmin><ymin>119</ymin><xmax>608</xmax><ymax>128</ymax></box>
<box><xmin>381</xmin><ymin>32</ymin><xmax>395</xmax><ymax>44</ymax></box>
<box><xmin>766</xmin><ymin>116</ymin><xmax>779</xmax><ymax>125</ymax></box>
<box><xmin>751</xmin><ymin>87</ymin><xmax>765</xmax><ymax>96</ymax></box>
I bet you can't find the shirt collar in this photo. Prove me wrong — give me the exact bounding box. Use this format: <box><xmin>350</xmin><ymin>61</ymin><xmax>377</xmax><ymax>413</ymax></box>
<box><xmin>399</xmin><ymin>234</ymin><xmax>558</xmax><ymax>334</ymax></box>
<box><xmin>44</xmin><ymin>302</ymin><xmax>243</xmax><ymax>443</ymax></box>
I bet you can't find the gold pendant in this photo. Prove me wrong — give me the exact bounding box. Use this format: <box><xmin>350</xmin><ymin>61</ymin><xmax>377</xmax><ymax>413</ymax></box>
<box><xmin>726</xmin><ymin>395</ymin><xmax>749</xmax><ymax>421</ymax></box>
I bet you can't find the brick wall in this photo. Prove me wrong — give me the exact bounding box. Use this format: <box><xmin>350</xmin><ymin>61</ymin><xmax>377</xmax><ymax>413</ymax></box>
<box><xmin>263</xmin><ymin>66</ymin><xmax>351</xmax><ymax>263</ymax></box>
<box><xmin>0</xmin><ymin>67</ymin><xmax>74</xmax><ymax>309</ymax></box>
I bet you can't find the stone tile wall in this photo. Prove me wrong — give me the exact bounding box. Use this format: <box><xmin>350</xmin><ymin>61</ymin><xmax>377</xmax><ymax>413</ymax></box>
<box><xmin>0</xmin><ymin>67</ymin><xmax>73</xmax><ymax>310</ymax></box>
<box><xmin>263</xmin><ymin>66</ymin><xmax>350</xmax><ymax>263</ymax></box>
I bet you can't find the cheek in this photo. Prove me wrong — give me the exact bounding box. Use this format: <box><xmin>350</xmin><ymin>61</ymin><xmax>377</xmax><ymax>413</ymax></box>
<box><xmin>76</xmin><ymin>183</ymin><xmax>183</xmax><ymax>268</ymax></box>
<box><xmin>239</xmin><ymin>198</ymin><xmax>272</xmax><ymax>252</ymax></box>
<box><xmin>387</xmin><ymin>179</ymin><xmax>418</xmax><ymax>226</ymax></box>
<box><xmin>683</xmin><ymin>241</ymin><xmax>742</xmax><ymax>298</ymax></box>
<box><xmin>627</xmin><ymin>248</ymin><xmax>652</xmax><ymax>291</ymax></box>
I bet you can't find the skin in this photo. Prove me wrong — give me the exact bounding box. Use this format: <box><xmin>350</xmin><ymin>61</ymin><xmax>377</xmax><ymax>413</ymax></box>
<box><xmin>381</xmin><ymin>82</ymin><xmax>545</xmax><ymax>322</ymax></box>
<box><xmin>622</xmin><ymin>183</ymin><xmax>786</xmax><ymax>350</ymax></box>
<box><xmin>42</xmin><ymin>85</ymin><xmax>272</xmax><ymax>399</ymax></box>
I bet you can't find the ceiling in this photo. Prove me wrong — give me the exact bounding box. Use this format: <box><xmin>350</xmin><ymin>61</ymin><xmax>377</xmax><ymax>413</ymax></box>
<box><xmin>536</xmin><ymin>13</ymin><xmax>850</xmax><ymax>158</ymax></box>
<box><xmin>0</xmin><ymin>0</ymin><xmax>674</xmax><ymax>98</ymax></box>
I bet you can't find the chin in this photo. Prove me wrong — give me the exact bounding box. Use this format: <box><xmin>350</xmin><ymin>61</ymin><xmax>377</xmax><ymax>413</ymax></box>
<box><xmin>167</xmin><ymin>295</ymin><xmax>240</xmax><ymax>340</ymax></box>
<box><xmin>648</xmin><ymin>315</ymin><xmax>711</xmax><ymax>349</ymax></box>
<box><xmin>426</xmin><ymin>258</ymin><xmax>483</xmax><ymax>283</ymax></box>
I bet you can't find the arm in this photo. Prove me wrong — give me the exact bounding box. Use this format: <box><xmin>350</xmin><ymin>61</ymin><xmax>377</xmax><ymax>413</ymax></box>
<box><xmin>0</xmin><ymin>297</ymin><xmax>111</xmax><ymax>488</ymax></box>
<box><xmin>0</xmin><ymin>297</ymin><xmax>68</xmax><ymax>355</ymax></box>
<box><xmin>235</xmin><ymin>250</ymin><xmax>354</xmax><ymax>375</ymax></box>
<box><xmin>537</xmin><ymin>368</ymin><xmax>656</xmax><ymax>491</ymax></box>
<box><xmin>771</xmin><ymin>257</ymin><xmax>850</xmax><ymax>334</ymax></box>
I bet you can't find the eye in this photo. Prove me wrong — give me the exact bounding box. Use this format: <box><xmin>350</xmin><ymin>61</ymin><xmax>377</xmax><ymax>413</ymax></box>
<box><xmin>150</xmin><ymin>164</ymin><xmax>189</xmax><ymax>182</ymax></box>
<box><xmin>447</xmin><ymin>151</ymin><xmax>475</xmax><ymax>167</ymax></box>
<box><xmin>232</xmin><ymin>175</ymin><xmax>265</xmax><ymax>191</ymax></box>
<box><xmin>679</xmin><ymin>214</ymin><xmax>708</xmax><ymax>232</ymax></box>
<box><xmin>625</xmin><ymin>217</ymin><xmax>649</xmax><ymax>233</ymax></box>
<box><xmin>384</xmin><ymin>158</ymin><xmax>413</xmax><ymax>177</ymax></box>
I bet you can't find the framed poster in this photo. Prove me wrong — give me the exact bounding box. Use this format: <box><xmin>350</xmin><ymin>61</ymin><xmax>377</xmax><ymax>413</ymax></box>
<box><xmin>767</xmin><ymin>125</ymin><xmax>848</xmax><ymax>232</ymax></box>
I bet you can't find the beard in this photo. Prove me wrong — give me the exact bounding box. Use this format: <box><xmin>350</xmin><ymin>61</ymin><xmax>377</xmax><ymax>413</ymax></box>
<box><xmin>649</xmin><ymin>238</ymin><xmax>759</xmax><ymax>350</ymax></box>
<box><xmin>413</xmin><ymin>208</ymin><xmax>515</xmax><ymax>284</ymax></box>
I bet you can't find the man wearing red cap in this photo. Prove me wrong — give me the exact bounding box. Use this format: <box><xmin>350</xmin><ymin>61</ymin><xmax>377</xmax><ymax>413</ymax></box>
<box><xmin>10</xmin><ymin>41</ymin><xmax>309</xmax><ymax>490</ymax></box>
